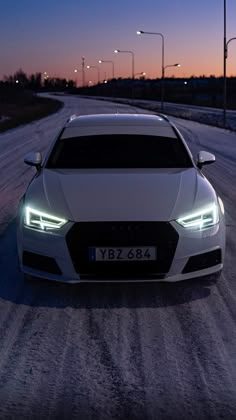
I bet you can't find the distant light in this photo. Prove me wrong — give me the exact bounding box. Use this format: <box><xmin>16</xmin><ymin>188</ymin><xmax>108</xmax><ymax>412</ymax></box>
<box><xmin>87</xmin><ymin>65</ymin><xmax>90</xmax><ymax>69</ymax></box>
<box><xmin>184</xmin><ymin>81</ymin><xmax>188</xmax><ymax>85</ymax></box>
<box><xmin>104</xmin><ymin>80</ymin><xmax>108</xmax><ymax>83</ymax></box>
<box><xmin>99</xmin><ymin>60</ymin><xmax>102</xmax><ymax>63</ymax></box>
<box><xmin>15</xmin><ymin>80</ymin><xmax>19</xmax><ymax>84</ymax></box>
<box><xmin>134</xmin><ymin>72</ymin><xmax>146</xmax><ymax>78</ymax></box>
<box><xmin>74</xmin><ymin>69</ymin><xmax>78</xmax><ymax>73</ymax></box>
<box><xmin>137</xmin><ymin>30</ymin><xmax>143</xmax><ymax>35</ymax></box>
<box><xmin>114</xmin><ymin>50</ymin><xmax>119</xmax><ymax>53</ymax></box>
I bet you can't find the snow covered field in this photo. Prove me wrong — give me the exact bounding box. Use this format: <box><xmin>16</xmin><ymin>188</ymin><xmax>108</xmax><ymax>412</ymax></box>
<box><xmin>0</xmin><ymin>95</ymin><xmax>235</xmax><ymax>419</ymax></box>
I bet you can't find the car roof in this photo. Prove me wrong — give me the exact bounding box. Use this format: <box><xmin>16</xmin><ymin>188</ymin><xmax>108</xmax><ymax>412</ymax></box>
<box><xmin>60</xmin><ymin>113</ymin><xmax>177</xmax><ymax>139</ymax></box>
<box><xmin>65</xmin><ymin>113</ymin><xmax>171</xmax><ymax>128</ymax></box>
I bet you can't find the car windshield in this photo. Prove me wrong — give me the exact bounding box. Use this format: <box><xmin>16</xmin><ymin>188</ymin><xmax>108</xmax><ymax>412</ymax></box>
<box><xmin>46</xmin><ymin>134</ymin><xmax>193</xmax><ymax>169</ymax></box>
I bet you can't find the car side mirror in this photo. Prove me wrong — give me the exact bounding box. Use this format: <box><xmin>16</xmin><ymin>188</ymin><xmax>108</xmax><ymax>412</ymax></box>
<box><xmin>24</xmin><ymin>152</ymin><xmax>42</xmax><ymax>171</ymax></box>
<box><xmin>197</xmin><ymin>151</ymin><xmax>215</xmax><ymax>169</ymax></box>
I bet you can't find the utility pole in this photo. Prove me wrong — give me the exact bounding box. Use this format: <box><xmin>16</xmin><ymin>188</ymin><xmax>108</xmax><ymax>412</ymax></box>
<box><xmin>82</xmin><ymin>56</ymin><xmax>85</xmax><ymax>87</ymax></box>
<box><xmin>223</xmin><ymin>0</ymin><xmax>227</xmax><ymax>127</ymax></box>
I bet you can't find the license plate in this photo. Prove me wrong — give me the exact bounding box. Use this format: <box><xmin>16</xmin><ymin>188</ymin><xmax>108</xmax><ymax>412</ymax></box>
<box><xmin>89</xmin><ymin>247</ymin><xmax>156</xmax><ymax>262</ymax></box>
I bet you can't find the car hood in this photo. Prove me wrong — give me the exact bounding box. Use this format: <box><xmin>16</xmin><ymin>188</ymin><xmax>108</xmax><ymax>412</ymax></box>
<box><xmin>26</xmin><ymin>168</ymin><xmax>217</xmax><ymax>222</ymax></box>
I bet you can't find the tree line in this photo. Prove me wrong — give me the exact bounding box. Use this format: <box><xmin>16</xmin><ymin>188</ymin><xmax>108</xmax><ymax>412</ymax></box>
<box><xmin>1</xmin><ymin>69</ymin><xmax>236</xmax><ymax>109</ymax></box>
<box><xmin>1</xmin><ymin>69</ymin><xmax>75</xmax><ymax>90</ymax></box>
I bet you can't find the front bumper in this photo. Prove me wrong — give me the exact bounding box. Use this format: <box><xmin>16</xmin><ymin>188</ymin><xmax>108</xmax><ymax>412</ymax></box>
<box><xmin>17</xmin><ymin>217</ymin><xmax>225</xmax><ymax>283</ymax></box>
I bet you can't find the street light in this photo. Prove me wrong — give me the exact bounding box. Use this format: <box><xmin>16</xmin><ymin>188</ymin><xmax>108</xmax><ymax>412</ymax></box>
<box><xmin>163</xmin><ymin>64</ymin><xmax>181</xmax><ymax>106</ymax></box>
<box><xmin>137</xmin><ymin>30</ymin><xmax>165</xmax><ymax>110</ymax></box>
<box><xmin>87</xmin><ymin>65</ymin><xmax>100</xmax><ymax>83</ymax></box>
<box><xmin>114</xmin><ymin>49</ymin><xmax>134</xmax><ymax>79</ymax></box>
<box><xmin>164</xmin><ymin>63</ymin><xmax>181</xmax><ymax>71</ymax></box>
<box><xmin>223</xmin><ymin>0</ymin><xmax>236</xmax><ymax>126</ymax></box>
<box><xmin>134</xmin><ymin>72</ymin><xmax>146</xmax><ymax>78</ymax></box>
<box><xmin>99</xmin><ymin>60</ymin><xmax>115</xmax><ymax>79</ymax></box>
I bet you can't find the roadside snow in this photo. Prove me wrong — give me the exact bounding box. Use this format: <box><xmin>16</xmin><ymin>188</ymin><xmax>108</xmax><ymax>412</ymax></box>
<box><xmin>95</xmin><ymin>96</ymin><xmax>236</xmax><ymax>131</ymax></box>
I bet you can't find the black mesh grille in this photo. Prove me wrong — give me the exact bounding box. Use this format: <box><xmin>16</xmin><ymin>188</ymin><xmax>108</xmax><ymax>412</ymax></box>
<box><xmin>66</xmin><ymin>222</ymin><xmax>179</xmax><ymax>278</ymax></box>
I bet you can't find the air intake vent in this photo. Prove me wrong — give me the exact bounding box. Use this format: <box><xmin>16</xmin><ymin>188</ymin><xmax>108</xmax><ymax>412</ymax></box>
<box><xmin>23</xmin><ymin>251</ymin><xmax>62</xmax><ymax>275</ymax></box>
<box><xmin>182</xmin><ymin>249</ymin><xmax>222</xmax><ymax>274</ymax></box>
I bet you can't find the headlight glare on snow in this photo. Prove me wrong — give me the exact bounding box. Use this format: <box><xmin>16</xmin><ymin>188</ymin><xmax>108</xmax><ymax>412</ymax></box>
<box><xmin>176</xmin><ymin>204</ymin><xmax>219</xmax><ymax>230</ymax></box>
<box><xmin>24</xmin><ymin>206</ymin><xmax>67</xmax><ymax>231</ymax></box>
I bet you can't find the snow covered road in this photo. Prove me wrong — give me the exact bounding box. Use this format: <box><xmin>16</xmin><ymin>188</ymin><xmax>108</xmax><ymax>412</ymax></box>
<box><xmin>0</xmin><ymin>95</ymin><xmax>236</xmax><ymax>420</ymax></box>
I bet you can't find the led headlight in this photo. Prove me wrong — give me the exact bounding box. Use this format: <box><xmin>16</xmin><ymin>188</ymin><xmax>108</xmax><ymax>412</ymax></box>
<box><xmin>176</xmin><ymin>204</ymin><xmax>219</xmax><ymax>230</ymax></box>
<box><xmin>24</xmin><ymin>206</ymin><xmax>68</xmax><ymax>231</ymax></box>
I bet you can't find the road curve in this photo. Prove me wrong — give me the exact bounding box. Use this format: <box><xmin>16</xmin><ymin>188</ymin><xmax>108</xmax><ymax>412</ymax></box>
<box><xmin>0</xmin><ymin>95</ymin><xmax>235</xmax><ymax>420</ymax></box>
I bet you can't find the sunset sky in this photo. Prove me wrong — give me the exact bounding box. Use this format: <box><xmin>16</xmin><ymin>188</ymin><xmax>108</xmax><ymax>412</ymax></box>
<box><xmin>1</xmin><ymin>0</ymin><xmax>236</xmax><ymax>84</ymax></box>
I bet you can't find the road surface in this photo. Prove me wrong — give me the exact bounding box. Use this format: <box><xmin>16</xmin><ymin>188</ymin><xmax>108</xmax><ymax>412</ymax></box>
<box><xmin>0</xmin><ymin>95</ymin><xmax>235</xmax><ymax>420</ymax></box>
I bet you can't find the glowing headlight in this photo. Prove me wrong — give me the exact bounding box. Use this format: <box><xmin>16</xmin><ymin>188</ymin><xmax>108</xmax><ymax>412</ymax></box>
<box><xmin>24</xmin><ymin>206</ymin><xmax>67</xmax><ymax>231</ymax></box>
<box><xmin>176</xmin><ymin>204</ymin><xmax>219</xmax><ymax>230</ymax></box>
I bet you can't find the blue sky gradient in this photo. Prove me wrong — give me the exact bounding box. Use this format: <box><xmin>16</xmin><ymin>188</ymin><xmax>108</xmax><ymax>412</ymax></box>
<box><xmin>1</xmin><ymin>0</ymin><xmax>236</xmax><ymax>82</ymax></box>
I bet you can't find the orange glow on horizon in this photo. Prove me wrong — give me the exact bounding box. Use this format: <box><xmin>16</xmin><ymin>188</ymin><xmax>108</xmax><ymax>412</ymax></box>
<box><xmin>1</xmin><ymin>0</ymin><xmax>236</xmax><ymax>82</ymax></box>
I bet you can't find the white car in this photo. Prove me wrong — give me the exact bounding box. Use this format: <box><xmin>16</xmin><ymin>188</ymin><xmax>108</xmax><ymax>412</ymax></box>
<box><xmin>17</xmin><ymin>113</ymin><xmax>225</xmax><ymax>283</ymax></box>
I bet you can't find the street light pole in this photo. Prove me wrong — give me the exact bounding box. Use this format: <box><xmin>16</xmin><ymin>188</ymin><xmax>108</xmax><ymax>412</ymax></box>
<box><xmin>223</xmin><ymin>0</ymin><xmax>227</xmax><ymax>127</ymax></box>
<box><xmin>223</xmin><ymin>0</ymin><xmax>236</xmax><ymax>127</ymax></box>
<box><xmin>224</xmin><ymin>36</ymin><xmax>236</xmax><ymax>126</ymax></box>
<box><xmin>74</xmin><ymin>69</ymin><xmax>82</xmax><ymax>87</ymax></box>
<box><xmin>86</xmin><ymin>65</ymin><xmax>100</xmax><ymax>84</ymax></box>
<box><xmin>163</xmin><ymin>64</ymin><xmax>181</xmax><ymax>107</ymax></box>
<box><xmin>82</xmin><ymin>56</ymin><xmax>85</xmax><ymax>87</ymax></box>
<box><xmin>137</xmin><ymin>30</ymin><xmax>165</xmax><ymax>110</ymax></box>
<box><xmin>163</xmin><ymin>64</ymin><xmax>181</xmax><ymax>82</ymax></box>
<box><xmin>99</xmin><ymin>60</ymin><xmax>115</xmax><ymax>79</ymax></box>
<box><xmin>114</xmin><ymin>50</ymin><xmax>134</xmax><ymax>79</ymax></box>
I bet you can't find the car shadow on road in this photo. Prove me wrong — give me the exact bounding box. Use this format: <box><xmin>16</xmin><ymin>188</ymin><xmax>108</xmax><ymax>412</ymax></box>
<box><xmin>0</xmin><ymin>220</ymin><xmax>218</xmax><ymax>309</ymax></box>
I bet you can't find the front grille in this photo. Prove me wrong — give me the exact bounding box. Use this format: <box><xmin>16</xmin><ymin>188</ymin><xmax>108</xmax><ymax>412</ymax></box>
<box><xmin>66</xmin><ymin>222</ymin><xmax>179</xmax><ymax>278</ymax></box>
